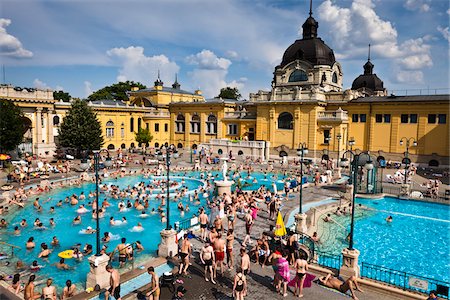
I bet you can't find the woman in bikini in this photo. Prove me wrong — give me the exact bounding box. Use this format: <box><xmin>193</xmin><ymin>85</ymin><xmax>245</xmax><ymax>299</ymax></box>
<box><xmin>233</xmin><ymin>267</ymin><xmax>247</xmax><ymax>300</ymax></box>
<box><xmin>61</xmin><ymin>280</ymin><xmax>76</xmax><ymax>299</ymax></box>
<box><xmin>294</xmin><ymin>252</ymin><xmax>308</xmax><ymax>298</ymax></box>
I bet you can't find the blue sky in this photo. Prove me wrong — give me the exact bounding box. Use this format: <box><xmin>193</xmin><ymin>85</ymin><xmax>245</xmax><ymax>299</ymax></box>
<box><xmin>0</xmin><ymin>0</ymin><xmax>449</xmax><ymax>99</ymax></box>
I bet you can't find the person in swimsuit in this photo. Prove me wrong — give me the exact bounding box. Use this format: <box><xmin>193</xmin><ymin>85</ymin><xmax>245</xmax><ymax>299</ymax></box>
<box><xmin>233</xmin><ymin>267</ymin><xmax>247</xmax><ymax>300</ymax></box>
<box><xmin>199</xmin><ymin>209</ymin><xmax>209</xmax><ymax>242</ymax></box>
<box><xmin>213</xmin><ymin>233</ymin><xmax>225</xmax><ymax>278</ymax></box>
<box><xmin>319</xmin><ymin>274</ymin><xmax>363</xmax><ymax>300</ymax></box>
<box><xmin>178</xmin><ymin>234</ymin><xmax>192</xmax><ymax>276</ymax></box>
<box><xmin>115</xmin><ymin>238</ymin><xmax>127</xmax><ymax>268</ymax></box>
<box><xmin>105</xmin><ymin>265</ymin><xmax>121</xmax><ymax>300</ymax></box>
<box><xmin>200</xmin><ymin>241</ymin><xmax>216</xmax><ymax>284</ymax></box>
<box><xmin>145</xmin><ymin>266</ymin><xmax>160</xmax><ymax>300</ymax></box>
<box><xmin>61</xmin><ymin>280</ymin><xmax>76</xmax><ymax>299</ymax></box>
<box><xmin>24</xmin><ymin>275</ymin><xmax>40</xmax><ymax>300</ymax></box>
<box><xmin>10</xmin><ymin>273</ymin><xmax>22</xmax><ymax>294</ymax></box>
<box><xmin>42</xmin><ymin>278</ymin><xmax>57</xmax><ymax>300</ymax></box>
<box><xmin>226</xmin><ymin>229</ymin><xmax>234</xmax><ymax>269</ymax></box>
<box><xmin>294</xmin><ymin>251</ymin><xmax>308</xmax><ymax>298</ymax></box>
<box><xmin>242</xmin><ymin>211</ymin><xmax>253</xmax><ymax>247</ymax></box>
<box><xmin>38</xmin><ymin>244</ymin><xmax>51</xmax><ymax>259</ymax></box>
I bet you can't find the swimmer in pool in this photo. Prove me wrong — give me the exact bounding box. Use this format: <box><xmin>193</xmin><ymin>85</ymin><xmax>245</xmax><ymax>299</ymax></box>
<box><xmin>386</xmin><ymin>216</ymin><xmax>393</xmax><ymax>223</ymax></box>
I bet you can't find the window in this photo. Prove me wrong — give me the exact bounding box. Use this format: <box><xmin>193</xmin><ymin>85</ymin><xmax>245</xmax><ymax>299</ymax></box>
<box><xmin>359</xmin><ymin>114</ymin><xmax>366</xmax><ymax>123</ymax></box>
<box><xmin>278</xmin><ymin>112</ymin><xmax>293</xmax><ymax>129</ymax></box>
<box><xmin>438</xmin><ymin>114</ymin><xmax>447</xmax><ymax>124</ymax></box>
<box><xmin>288</xmin><ymin>70</ymin><xmax>308</xmax><ymax>82</ymax></box>
<box><xmin>352</xmin><ymin>114</ymin><xmax>359</xmax><ymax>122</ymax></box>
<box><xmin>428</xmin><ymin>114</ymin><xmax>437</xmax><ymax>124</ymax></box>
<box><xmin>401</xmin><ymin>114</ymin><xmax>408</xmax><ymax>123</ymax></box>
<box><xmin>164</xmin><ymin>123</ymin><xmax>168</xmax><ymax>132</ymax></box>
<box><xmin>53</xmin><ymin>116</ymin><xmax>60</xmax><ymax>126</ymax></box>
<box><xmin>376</xmin><ymin>114</ymin><xmax>382</xmax><ymax>123</ymax></box>
<box><xmin>146</xmin><ymin>123</ymin><xmax>149</xmax><ymax>130</ymax></box>
<box><xmin>410</xmin><ymin>114</ymin><xmax>417</xmax><ymax>124</ymax></box>
<box><xmin>227</xmin><ymin>124</ymin><xmax>238</xmax><ymax>135</ymax></box>
<box><xmin>155</xmin><ymin>123</ymin><xmax>160</xmax><ymax>132</ymax></box>
<box><xmin>175</xmin><ymin>114</ymin><xmax>185</xmax><ymax>133</ymax></box>
<box><xmin>130</xmin><ymin>117</ymin><xmax>134</xmax><ymax>132</ymax></box>
<box><xmin>137</xmin><ymin>118</ymin><xmax>142</xmax><ymax>130</ymax></box>
<box><xmin>206</xmin><ymin>114</ymin><xmax>217</xmax><ymax>134</ymax></box>
<box><xmin>106</xmin><ymin>120</ymin><xmax>114</xmax><ymax>137</ymax></box>
<box><xmin>332</xmin><ymin>72</ymin><xmax>338</xmax><ymax>83</ymax></box>
<box><xmin>324</xmin><ymin>130</ymin><xmax>330</xmax><ymax>144</ymax></box>
<box><xmin>121</xmin><ymin>128</ymin><xmax>124</xmax><ymax>138</ymax></box>
<box><xmin>384</xmin><ymin>114</ymin><xmax>391</xmax><ymax>123</ymax></box>
<box><xmin>190</xmin><ymin>114</ymin><xmax>200</xmax><ymax>133</ymax></box>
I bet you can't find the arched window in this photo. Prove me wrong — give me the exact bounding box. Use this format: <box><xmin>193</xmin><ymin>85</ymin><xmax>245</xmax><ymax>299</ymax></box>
<box><xmin>206</xmin><ymin>114</ymin><xmax>217</xmax><ymax>134</ymax></box>
<box><xmin>278</xmin><ymin>112</ymin><xmax>293</xmax><ymax>129</ymax></box>
<box><xmin>332</xmin><ymin>72</ymin><xmax>338</xmax><ymax>83</ymax></box>
<box><xmin>238</xmin><ymin>150</ymin><xmax>244</xmax><ymax>156</ymax></box>
<box><xmin>130</xmin><ymin>117</ymin><xmax>134</xmax><ymax>132</ymax></box>
<box><xmin>190</xmin><ymin>114</ymin><xmax>200</xmax><ymax>133</ymax></box>
<box><xmin>130</xmin><ymin>142</ymin><xmax>135</xmax><ymax>148</ymax></box>
<box><xmin>137</xmin><ymin>118</ymin><xmax>142</xmax><ymax>130</ymax></box>
<box><xmin>218</xmin><ymin>149</ymin><xmax>223</xmax><ymax>155</ymax></box>
<box><xmin>107</xmin><ymin>144</ymin><xmax>115</xmax><ymax>150</ymax></box>
<box><xmin>121</xmin><ymin>143</ymin><xmax>126</xmax><ymax>149</ymax></box>
<box><xmin>175</xmin><ymin>114</ymin><xmax>185</xmax><ymax>133</ymax></box>
<box><xmin>155</xmin><ymin>142</ymin><xmax>159</xmax><ymax>148</ymax></box>
<box><xmin>288</xmin><ymin>70</ymin><xmax>308</xmax><ymax>82</ymax></box>
<box><xmin>53</xmin><ymin>116</ymin><xmax>60</xmax><ymax>126</ymax></box>
<box><xmin>106</xmin><ymin>120</ymin><xmax>114</xmax><ymax>137</ymax></box>
<box><xmin>177</xmin><ymin>143</ymin><xmax>183</xmax><ymax>149</ymax></box>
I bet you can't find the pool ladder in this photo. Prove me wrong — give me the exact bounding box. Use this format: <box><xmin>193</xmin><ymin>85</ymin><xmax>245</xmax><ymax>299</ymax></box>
<box><xmin>0</xmin><ymin>241</ymin><xmax>21</xmax><ymax>257</ymax></box>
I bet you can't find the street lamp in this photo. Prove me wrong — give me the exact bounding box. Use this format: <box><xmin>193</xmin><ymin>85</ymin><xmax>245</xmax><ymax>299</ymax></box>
<box><xmin>296</xmin><ymin>143</ymin><xmax>308</xmax><ymax>214</ymax></box>
<box><xmin>399</xmin><ymin>137</ymin><xmax>417</xmax><ymax>184</ymax></box>
<box><xmin>336</xmin><ymin>133</ymin><xmax>342</xmax><ymax>168</ymax></box>
<box><xmin>161</xmin><ymin>144</ymin><xmax>177</xmax><ymax>230</ymax></box>
<box><xmin>79</xmin><ymin>149</ymin><xmax>112</xmax><ymax>256</ymax></box>
<box><xmin>340</xmin><ymin>150</ymin><xmax>373</xmax><ymax>250</ymax></box>
<box><xmin>348</xmin><ymin>137</ymin><xmax>355</xmax><ymax>151</ymax></box>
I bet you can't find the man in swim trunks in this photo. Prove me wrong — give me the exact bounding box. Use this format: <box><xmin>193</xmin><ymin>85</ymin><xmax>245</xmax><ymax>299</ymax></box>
<box><xmin>178</xmin><ymin>234</ymin><xmax>192</xmax><ymax>276</ymax></box>
<box><xmin>115</xmin><ymin>238</ymin><xmax>127</xmax><ymax>268</ymax></box>
<box><xmin>199</xmin><ymin>209</ymin><xmax>209</xmax><ymax>242</ymax></box>
<box><xmin>319</xmin><ymin>274</ymin><xmax>363</xmax><ymax>300</ymax></box>
<box><xmin>105</xmin><ymin>265</ymin><xmax>121</xmax><ymax>300</ymax></box>
<box><xmin>200</xmin><ymin>241</ymin><xmax>216</xmax><ymax>284</ymax></box>
<box><xmin>213</xmin><ymin>233</ymin><xmax>225</xmax><ymax>278</ymax></box>
<box><xmin>145</xmin><ymin>266</ymin><xmax>160</xmax><ymax>300</ymax></box>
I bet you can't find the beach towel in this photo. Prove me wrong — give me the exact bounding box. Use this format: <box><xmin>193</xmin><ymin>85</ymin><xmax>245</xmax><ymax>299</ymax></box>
<box><xmin>288</xmin><ymin>273</ymin><xmax>316</xmax><ymax>288</ymax></box>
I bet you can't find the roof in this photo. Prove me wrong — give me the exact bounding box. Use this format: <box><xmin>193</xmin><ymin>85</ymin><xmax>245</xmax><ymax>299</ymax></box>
<box><xmin>350</xmin><ymin>94</ymin><xmax>450</xmax><ymax>103</ymax></box>
<box><xmin>136</xmin><ymin>87</ymin><xmax>197</xmax><ymax>96</ymax></box>
<box><xmin>89</xmin><ymin>99</ymin><xmax>128</xmax><ymax>106</ymax></box>
<box><xmin>280</xmin><ymin>38</ymin><xmax>336</xmax><ymax>68</ymax></box>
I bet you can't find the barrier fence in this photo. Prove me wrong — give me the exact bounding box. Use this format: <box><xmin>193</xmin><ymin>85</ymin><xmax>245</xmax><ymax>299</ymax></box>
<box><xmin>315</xmin><ymin>251</ymin><xmax>342</xmax><ymax>271</ymax></box>
<box><xmin>361</xmin><ymin>262</ymin><xmax>449</xmax><ymax>299</ymax></box>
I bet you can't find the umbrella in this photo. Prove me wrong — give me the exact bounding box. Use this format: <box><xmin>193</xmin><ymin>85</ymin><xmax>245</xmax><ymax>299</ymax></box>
<box><xmin>0</xmin><ymin>154</ymin><xmax>11</xmax><ymax>160</ymax></box>
<box><xmin>275</xmin><ymin>211</ymin><xmax>287</xmax><ymax>237</ymax></box>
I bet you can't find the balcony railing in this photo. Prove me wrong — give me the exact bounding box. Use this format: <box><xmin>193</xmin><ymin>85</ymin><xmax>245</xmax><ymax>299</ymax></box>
<box><xmin>317</xmin><ymin>109</ymin><xmax>348</xmax><ymax>122</ymax></box>
<box><xmin>143</xmin><ymin>110</ymin><xmax>170</xmax><ymax>118</ymax></box>
<box><xmin>208</xmin><ymin>139</ymin><xmax>266</xmax><ymax>149</ymax></box>
<box><xmin>224</xmin><ymin>111</ymin><xmax>256</xmax><ymax>119</ymax></box>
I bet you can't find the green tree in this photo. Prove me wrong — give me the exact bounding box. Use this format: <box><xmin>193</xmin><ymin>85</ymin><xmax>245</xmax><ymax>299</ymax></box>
<box><xmin>53</xmin><ymin>90</ymin><xmax>71</xmax><ymax>102</ymax></box>
<box><xmin>0</xmin><ymin>99</ymin><xmax>25</xmax><ymax>153</ymax></box>
<box><xmin>217</xmin><ymin>87</ymin><xmax>241</xmax><ymax>100</ymax></box>
<box><xmin>58</xmin><ymin>99</ymin><xmax>104</xmax><ymax>156</ymax></box>
<box><xmin>88</xmin><ymin>81</ymin><xmax>147</xmax><ymax>101</ymax></box>
<box><xmin>134</xmin><ymin>128</ymin><xmax>153</xmax><ymax>151</ymax></box>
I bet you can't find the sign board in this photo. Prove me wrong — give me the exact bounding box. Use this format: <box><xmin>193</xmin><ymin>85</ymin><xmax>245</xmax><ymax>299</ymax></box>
<box><xmin>408</xmin><ymin>277</ymin><xmax>428</xmax><ymax>290</ymax></box>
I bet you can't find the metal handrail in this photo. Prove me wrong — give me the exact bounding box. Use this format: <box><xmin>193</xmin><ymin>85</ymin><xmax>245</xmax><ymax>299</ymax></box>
<box><xmin>0</xmin><ymin>241</ymin><xmax>21</xmax><ymax>249</ymax></box>
<box><xmin>361</xmin><ymin>262</ymin><xmax>450</xmax><ymax>299</ymax></box>
<box><xmin>311</xmin><ymin>207</ymin><xmax>347</xmax><ymax>231</ymax></box>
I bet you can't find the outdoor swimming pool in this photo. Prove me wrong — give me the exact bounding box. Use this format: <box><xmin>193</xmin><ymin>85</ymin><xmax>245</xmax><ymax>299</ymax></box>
<box><xmin>0</xmin><ymin>170</ymin><xmax>288</xmax><ymax>292</ymax></box>
<box><xmin>318</xmin><ymin>196</ymin><xmax>450</xmax><ymax>282</ymax></box>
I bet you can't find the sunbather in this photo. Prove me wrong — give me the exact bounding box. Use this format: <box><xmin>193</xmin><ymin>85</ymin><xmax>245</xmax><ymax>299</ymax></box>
<box><xmin>318</xmin><ymin>274</ymin><xmax>363</xmax><ymax>300</ymax></box>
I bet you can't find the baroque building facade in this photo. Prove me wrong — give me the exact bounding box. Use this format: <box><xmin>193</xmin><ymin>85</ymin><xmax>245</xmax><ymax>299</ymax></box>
<box><xmin>1</xmin><ymin>8</ymin><xmax>449</xmax><ymax>166</ymax></box>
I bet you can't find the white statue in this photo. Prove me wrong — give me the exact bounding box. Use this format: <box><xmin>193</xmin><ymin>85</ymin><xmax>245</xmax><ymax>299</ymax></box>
<box><xmin>222</xmin><ymin>160</ymin><xmax>228</xmax><ymax>182</ymax></box>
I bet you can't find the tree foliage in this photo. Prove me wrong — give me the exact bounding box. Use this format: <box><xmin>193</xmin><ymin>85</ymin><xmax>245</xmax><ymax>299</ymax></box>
<box><xmin>134</xmin><ymin>128</ymin><xmax>153</xmax><ymax>146</ymax></box>
<box><xmin>58</xmin><ymin>99</ymin><xmax>104</xmax><ymax>156</ymax></box>
<box><xmin>0</xmin><ymin>99</ymin><xmax>25</xmax><ymax>153</ymax></box>
<box><xmin>217</xmin><ymin>87</ymin><xmax>241</xmax><ymax>100</ymax></box>
<box><xmin>53</xmin><ymin>90</ymin><xmax>71</xmax><ymax>102</ymax></box>
<box><xmin>88</xmin><ymin>81</ymin><xmax>147</xmax><ymax>102</ymax></box>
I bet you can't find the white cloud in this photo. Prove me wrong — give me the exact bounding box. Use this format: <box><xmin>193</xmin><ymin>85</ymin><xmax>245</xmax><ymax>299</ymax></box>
<box><xmin>225</xmin><ymin>50</ymin><xmax>239</xmax><ymax>59</ymax></box>
<box><xmin>317</xmin><ymin>0</ymin><xmax>432</xmax><ymax>84</ymax></box>
<box><xmin>0</xmin><ymin>18</ymin><xmax>33</xmax><ymax>58</ymax></box>
<box><xmin>55</xmin><ymin>85</ymin><xmax>64</xmax><ymax>91</ymax></box>
<box><xmin>33</xmin><ymin>78</ymin><xmax>49</xmax><ymax>89</ymax></box>
<box><xmin>186</xmin><ymin>50</ymin><xmax>231</xmax><ymax>70</ymax></box>
<box><xmin>404</xmin><ymin>0</ymin><xmax>431</xmax><ymax>12</ymax></box>
<box><xmin>107</xmin><ymin>46</ymin><xmax>179</xmax><ymax>86</ymax></box>
<box><xmin>84</xmin><ymin>81</ymin><xmax>93</xmax><ymax>98</ymax></box>
<box><xmin>437</xmin><ymin>26</ymin><xmax>450</xmax><ymax>43</ymax></box>
<box><xmin>187</xmin><ymin>50</ymin><xmax>245</xmax><ymax>98</ymax></box>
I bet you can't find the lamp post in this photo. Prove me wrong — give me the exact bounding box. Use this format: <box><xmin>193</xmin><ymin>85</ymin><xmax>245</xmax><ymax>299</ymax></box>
<box><xmin>399</xmin><ymin>137</ymin><xmax>417</xmax><ymax>184</ymax></box>
<box><xmin>295</xmin><ymin>143</ymin><xmax>308</xmax><ymax>234</ymax></box>
<box><xmin>339</xmin><ymin>150</ymin><xmax>373</xmax><ymax>278</ymax></box>
<box><xmin>336</xmin><ymin>133</ymin><xmax>342</xmax><ymax>168</ymax></box>
<box><xmin>348</xmin><ymin>137</ymin><xmax>355</xmax><ymax>151</ymax></box>
<box><xmin>162</xmin><ymin>144</ymin><xmax>178</xmax><ymax>230</ymax></box>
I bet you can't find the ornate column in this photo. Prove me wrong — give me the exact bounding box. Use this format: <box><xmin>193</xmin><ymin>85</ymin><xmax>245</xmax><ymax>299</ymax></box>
<box><xmin>34</xmin><ymin>108</ymin><xmax>43</xmax><ymax>153</ymax></box>
<box><xmin>47</xmin><ymin>110</ymin><xmax>55</xmax><ymax>144</ymax></box>
<box><xmin>184</xmin><ymin>112</ymin><xmax>191</xmax><ymax>146</ymax></box>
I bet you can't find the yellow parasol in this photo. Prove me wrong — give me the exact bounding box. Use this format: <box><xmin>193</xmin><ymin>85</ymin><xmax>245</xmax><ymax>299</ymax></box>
<box><xmin>274</xmin><ymin>211</ymin><xmax>287</xmax><ymax>237</ymax></box>
<box><xmin>0</xmin><ymin>154</ymin><xmax>11</xmax><ymax>160</ymax></box>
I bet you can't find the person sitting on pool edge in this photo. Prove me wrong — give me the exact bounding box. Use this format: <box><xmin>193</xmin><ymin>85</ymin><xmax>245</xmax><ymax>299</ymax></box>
<box><xmin>318</xmin><ymin>274</ymin><xmax>363</xmax><ymax>300</ymax></box>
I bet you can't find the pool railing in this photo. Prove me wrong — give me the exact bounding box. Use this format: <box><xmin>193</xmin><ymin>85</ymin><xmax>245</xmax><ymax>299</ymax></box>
<box><xmin>361</xmin><ymin>262</ymin><xmax>450</xmax><ymax>299</ymax></box>
<box><xmin>315</xmin><ymin>251</ymin><xmax>342</xmax><ymax>271</ymax></box>
<box><xmin>174</xmin><ymin>216</ymin><xmax>199</xmax><ymax>231</ymax></box>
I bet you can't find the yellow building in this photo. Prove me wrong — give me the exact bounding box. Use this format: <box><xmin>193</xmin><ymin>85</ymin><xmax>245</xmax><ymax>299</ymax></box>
<box><xmin>1</xmin><ymin>8</ymin><xmax>449</xmax><ymax>166</ymax></box>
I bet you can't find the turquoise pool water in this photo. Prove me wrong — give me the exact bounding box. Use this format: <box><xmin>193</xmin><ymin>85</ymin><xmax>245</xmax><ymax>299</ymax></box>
<box><xmin>319</xmin><ymin>196</ymin><xmax>450</xmax><ymax>282</ymax></box>
<box><xmin>0</xmin><ymin>170</ymin><xmax>288</xmax><ymax>291</ymax></box>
